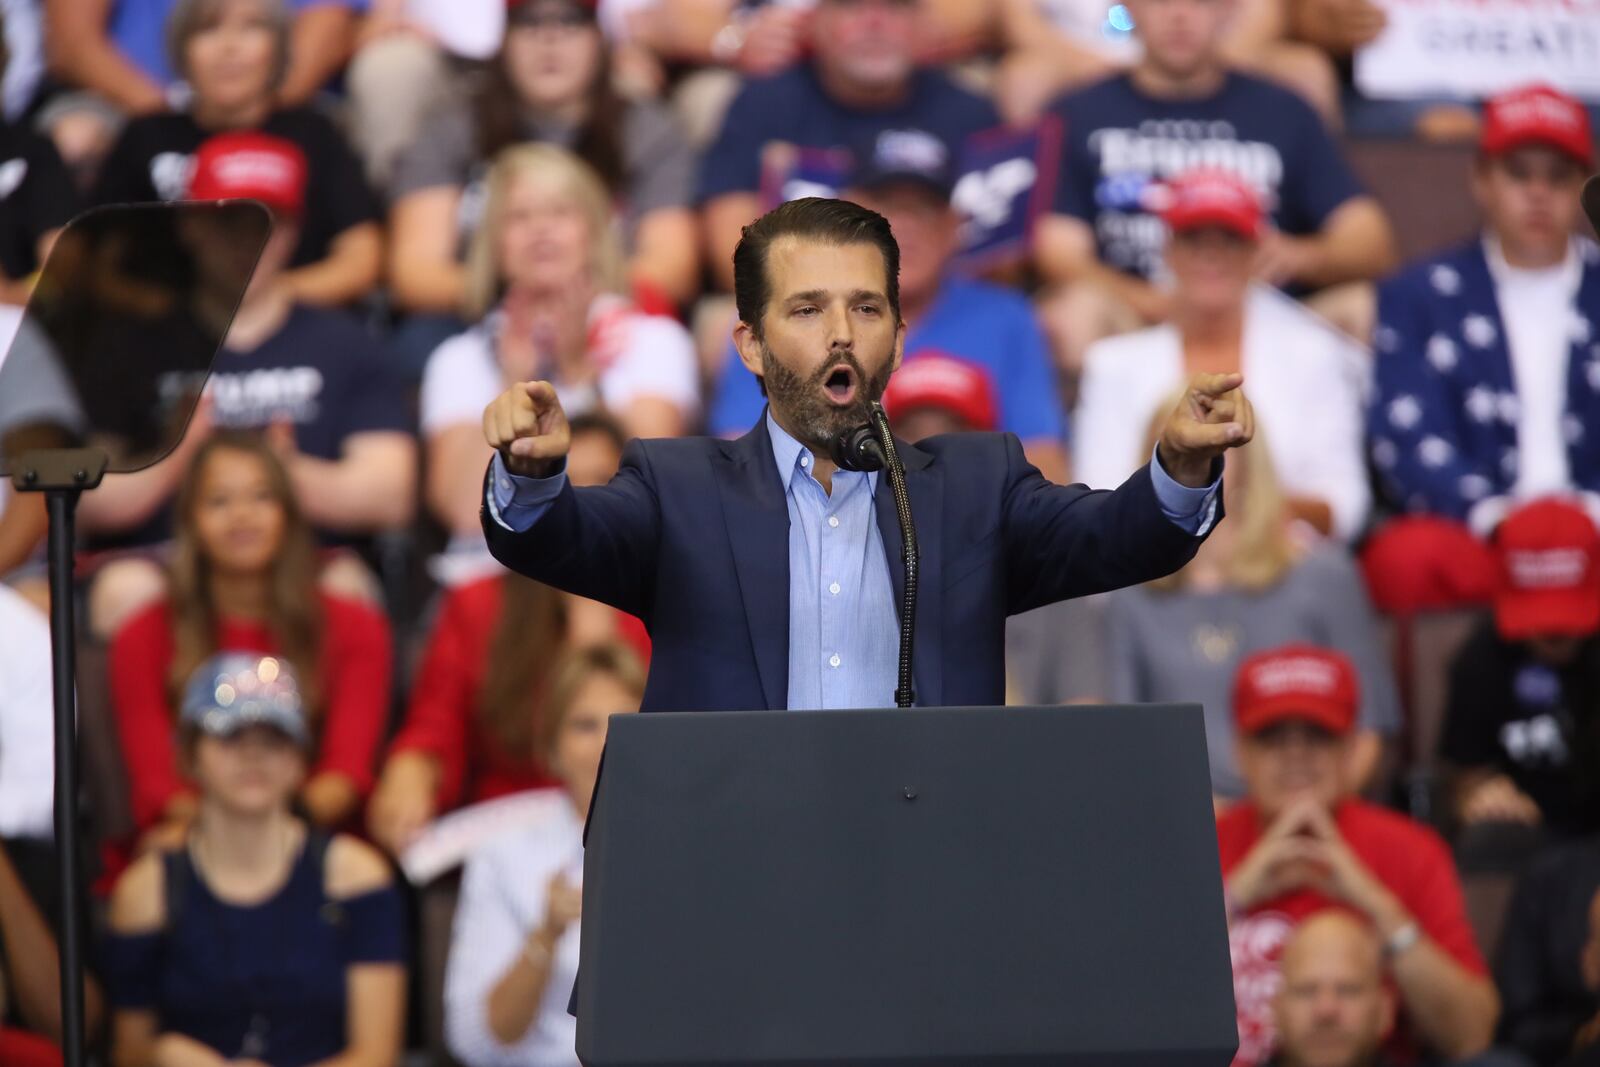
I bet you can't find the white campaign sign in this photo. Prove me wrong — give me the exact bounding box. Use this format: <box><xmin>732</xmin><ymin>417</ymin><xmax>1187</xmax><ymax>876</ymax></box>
<box><xmin>1355</xmin><ymin>0</ymin><xmax>1600</xmax><ymax>100</ymax></box>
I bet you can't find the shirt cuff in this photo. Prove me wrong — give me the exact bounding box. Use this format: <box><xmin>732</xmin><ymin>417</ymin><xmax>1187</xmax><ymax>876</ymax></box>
<box><xmin>486</xmin><ymin>452</ymin><xmax>568</xmax><ymax>533</ymax></box>
<box><xmin>1149</xmin><ymin>444</ymin><xmax>1222</xmax><ymax>537</ymax></box>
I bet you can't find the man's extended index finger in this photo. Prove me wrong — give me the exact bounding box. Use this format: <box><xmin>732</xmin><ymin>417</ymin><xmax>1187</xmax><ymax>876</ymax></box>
<box><xmin>522</xmin><ymin>380</ymin><xmax>556</xmax><ymax>409</ymax></box>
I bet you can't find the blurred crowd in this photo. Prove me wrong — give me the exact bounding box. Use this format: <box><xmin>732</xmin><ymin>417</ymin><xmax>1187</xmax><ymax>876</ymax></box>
<box><xmin>0</xmin><ymin>0</ymin><xmax>1596</xmax><ymax>1064</ymax></box>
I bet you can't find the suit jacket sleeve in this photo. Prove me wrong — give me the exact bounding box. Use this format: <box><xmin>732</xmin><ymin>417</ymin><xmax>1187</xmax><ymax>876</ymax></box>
<box><xmin>999</xmin><ymin>433</ymin><xmax>1209</xmax><ymax>614</ymax></box>
<box><xmin>480</xmin><ymin>440</ymin><xmax>662</xmax><ymax>619</ymax></box>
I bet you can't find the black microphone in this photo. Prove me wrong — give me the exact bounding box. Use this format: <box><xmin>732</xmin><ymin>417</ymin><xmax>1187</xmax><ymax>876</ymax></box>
<box><xmin>830</xmin><ymin>422</ymin><xmax>886</xmax><ymax>472</ymax></box>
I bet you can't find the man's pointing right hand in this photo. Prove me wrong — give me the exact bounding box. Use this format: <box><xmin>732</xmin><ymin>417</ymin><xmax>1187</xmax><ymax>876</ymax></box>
<box><xmin>484</xmin><ymin>380</ymin><xmax>571</xmax><ymax>479</ymax></box>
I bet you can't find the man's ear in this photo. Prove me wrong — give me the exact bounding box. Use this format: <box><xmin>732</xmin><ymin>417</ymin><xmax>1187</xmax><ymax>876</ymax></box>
<box><xmin>889</xmin><ymin>318</ymin><xmax>907</xmax><ymax>376</ymax></box>
<box><xmin>733</xmin><ymin>319</ymin><xmax>766</xmax><ymax>380</ymax></box>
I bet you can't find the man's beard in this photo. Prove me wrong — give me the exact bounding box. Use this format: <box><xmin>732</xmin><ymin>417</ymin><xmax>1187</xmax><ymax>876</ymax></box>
<box><xmin>759</xmin><ymin>343</ymin><xmax>892</xmax><ymax>454</ymax></box>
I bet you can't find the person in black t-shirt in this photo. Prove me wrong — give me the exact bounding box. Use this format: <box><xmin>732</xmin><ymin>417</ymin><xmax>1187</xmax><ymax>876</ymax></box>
<box><xmin>90</xmin><ymin>0</ymin><xmax>381</xmax><ymax>307</ymax></box>
<box><xmin>696</xmin><ymin>0</ymin><xmax>998</xmax><ymax>292</ymax></box>
<box><xmin>80</xmin><ymin>131</ymin><xmax>413</xmax><ymax>635</ymax></box>
<box><xmin>1497</xmin><ymin>838</ymin><xmax>1600</xmax><ymax>1065</ymax></box>
<box><xmin>1032</xmin><ymin>0</ymin><xmax>1397</xmax><ymax>376</ymax></box>
<box><xmin>1441</xmin><ymin>500</ymin><xmax>1600</xmax><ymax>840</ymax></box>
<box><xmin>190</xmin><ymin>133</ymin><xmax>416</xmax><ymax>543</ymax></box>
<box><xmin>0</xmin><ymin>17</ymin><xmax>78</xmax><ymax>306</ymax></box>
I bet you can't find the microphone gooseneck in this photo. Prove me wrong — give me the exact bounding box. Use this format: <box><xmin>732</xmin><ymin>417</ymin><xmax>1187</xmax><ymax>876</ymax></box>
<box><xmin>867</xmin><ymin>402</ymin><xmax>918</xmax><ymax>708</ymax></box>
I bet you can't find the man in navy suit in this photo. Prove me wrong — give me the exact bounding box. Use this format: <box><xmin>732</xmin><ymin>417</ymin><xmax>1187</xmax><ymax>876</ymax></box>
<box><xmin>481</xmin><ymin>197</ymin><xmax>1255</xmax><ymax>712</ymax></box>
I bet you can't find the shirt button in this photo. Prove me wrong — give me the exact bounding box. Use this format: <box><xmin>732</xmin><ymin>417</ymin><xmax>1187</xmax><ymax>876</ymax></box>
<box><xmin>829</xmin><ymin>582</ymin><xmax>841</xmax><ymax>595</ymax></box>
<box><xmin>800</xmin><ymin>455</ymin><xmax>809</xmax><ymax>468</ymax></box>
<box><xmin>828</xmin><ymin>515</ymin><xmax>840</xmax><ymax>528</ymax></box>
<box><xmin>829</xmin><ymin>653</ymin><xmax>841</xmax><ymax>668</ymax></box>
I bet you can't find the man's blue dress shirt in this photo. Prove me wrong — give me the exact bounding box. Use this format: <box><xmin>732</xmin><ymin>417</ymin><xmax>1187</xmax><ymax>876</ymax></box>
<box><xmin>486</xmin><ymin>414</ymin><xmax>1218</xmax><ymax>709</ymax></box>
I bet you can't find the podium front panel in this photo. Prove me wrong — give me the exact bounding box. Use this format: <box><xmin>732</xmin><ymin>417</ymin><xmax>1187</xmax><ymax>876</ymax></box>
<box><xmin>577</xmin><ymin>704</ymin><xmax>1237</xmax><ymax>1067</ymax></box>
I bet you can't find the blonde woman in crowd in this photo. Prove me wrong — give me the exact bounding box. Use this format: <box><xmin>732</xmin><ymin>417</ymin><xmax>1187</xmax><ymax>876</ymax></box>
<box><xmin>1105</xmin><ymin>422</ymin><xmax>1399</xmax><ymax>802</ymax></box>
<box><xmin>420</xmin><ymin>144</ymin><xmax>697</xmax><ymax>549</ymax></box>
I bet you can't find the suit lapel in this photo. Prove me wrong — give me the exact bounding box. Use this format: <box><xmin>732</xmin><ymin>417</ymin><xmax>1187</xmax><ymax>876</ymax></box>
<box><xmin>713</xmin><ymin>423</ymin><xmax>791</xmax><ymax>710</ymax></box>
<box><xmin>874</xmin><ymin>439</ymin><xmax>944</xmax><ymax>708</ymax></box>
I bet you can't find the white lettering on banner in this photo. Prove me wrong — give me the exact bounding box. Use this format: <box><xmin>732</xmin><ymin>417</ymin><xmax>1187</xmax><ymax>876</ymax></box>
<box><xmin>1355</xmin><ymin>0</ymin><xmax>1600</xmax><ymax>99</ymax></box>
<box><xmin>952</xmin><ymin>157</ymin><xmax>1038</xmax><ymax>229</ymax></box>
<box><xmin>1084</xmin><ymin>124</ymin><xmax>1286</xmax><ymax>277</ymax></box>
<box><xmin>1089</xmin><ymin>127</ymin><xmax>1285</xmax><ymax>191</ymax></box>
<box><xmin>206</xmin><ymin>366</ymin><xmax>326</xmax><ymax>426</ymax></box>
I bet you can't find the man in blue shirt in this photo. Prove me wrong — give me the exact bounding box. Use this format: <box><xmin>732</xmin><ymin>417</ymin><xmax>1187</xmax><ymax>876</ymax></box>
<box><xmin>709</xmin><ymin>131</ymin><xmax>1070</xmax><ymax>481</ymax></box>
<box><xmin>480</xmin><ymin>197</ymin><xmax>1253</xmax><ymax>712</ymax></box>
<box><xmin>697</xmin><ymin>0</ymin><xmax>997</xmax><ymax>292</ymax></box>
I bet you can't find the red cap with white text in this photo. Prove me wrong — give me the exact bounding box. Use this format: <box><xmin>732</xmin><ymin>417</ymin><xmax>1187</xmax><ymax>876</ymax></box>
<box><xmin>1494</xmin><ymin>499</ymin><xmax>1600</xmax><ymax>640</ymax></box>
<box><xmin>1481</xmin><ymin>84</ymin><xmax>1594</xmax><ymax>169</ymax></box>
<box><xmin>186</xmin><ymin>131</ymin><xmax>307</xmax><ymax>219</ymax></box>
<box><xmin>1159</xmin><ymin>168</ymin><xmax>1264</xmax><ymax>241</ymax></box>
<box><xmin>1232</xmin><ymin>645</ymin><xmax>1359</xmax><ymax>736</ymax></box>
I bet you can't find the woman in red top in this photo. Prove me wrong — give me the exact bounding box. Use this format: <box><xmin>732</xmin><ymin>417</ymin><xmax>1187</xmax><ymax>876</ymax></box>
<box><xmin>368</xmin><ymin>412</ymin><xmax>646</xmax><ymax>854</ymax></box>
<box><xmin>109</xmin><ymin>432</ymin><xmax>391</xmax><ymax>854</ymax></box>
<box><xmin>367</xmin><ymin>574</ymin><xmax>648</xmax><ymax>854</ymax></box>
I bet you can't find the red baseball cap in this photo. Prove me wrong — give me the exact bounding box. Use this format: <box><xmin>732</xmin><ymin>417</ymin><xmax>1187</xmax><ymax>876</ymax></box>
<box><xmin>1481</xmin><ymin>84</ymin><xmax>1595</xmax><ymax>170</ymax></box>
<box><xmin>1159</xmin><ymin>168</ymin><xmax>1264</xmax><ymax>241</ymax></box>
<box><xmin>186</xmin><ymin>132</ymin><xmax>307</xmax><ymax>219</ymax></box>
<box><xmin>1494</xmin><ymin>499</ymin><xmax>1600</xmax><ymax>640</ymax></box>
<box><xmin>1233</xmin><ymin>645</ymin><xmax>1359</xmax><ymax>736</ymax></box>
<box><xmin>881</xmin><ymin>352</ymin><xmax>998</xmax><ymax>432</ymax></box>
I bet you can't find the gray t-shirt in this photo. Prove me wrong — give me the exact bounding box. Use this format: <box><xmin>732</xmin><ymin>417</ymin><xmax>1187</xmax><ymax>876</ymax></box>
<box><xmin>1102</xmin><ymin>545</ymin><xmax>1400</xmax><ymax>798</ymax></box>
<box><xmin>388</xmin><ymin>97</ymin><xmax>695</xmax><ymax>251</ymax></box>
<box><xmin>1006</xmin><ymin>594</ymin><xmax>1110</xmax><ymax>707</ymax></box>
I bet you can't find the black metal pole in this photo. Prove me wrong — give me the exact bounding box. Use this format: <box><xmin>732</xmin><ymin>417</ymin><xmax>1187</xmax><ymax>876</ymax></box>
<box><xmin>44</xmin><ymin>487</ymin><xmax>86</xmax><ymax>1067</ymax></box>
<box><xmin>868</xmin><ymin>403</ymin><xmax>918</xmax><ymax>708</ymax></box>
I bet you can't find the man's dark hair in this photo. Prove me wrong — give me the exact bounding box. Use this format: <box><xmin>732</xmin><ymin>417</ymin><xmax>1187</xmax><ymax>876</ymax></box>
<box><xmin>733</xmin><ymin>197</ymin><xmax>901</xmax><ymax>339</ymax></box>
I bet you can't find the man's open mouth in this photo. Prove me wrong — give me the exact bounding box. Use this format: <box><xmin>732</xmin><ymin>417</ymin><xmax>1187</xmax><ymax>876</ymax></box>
<box><xmin>821</xmin><ymin>364</ymin><xmax>858</xmax><ymax>407</ymax></box>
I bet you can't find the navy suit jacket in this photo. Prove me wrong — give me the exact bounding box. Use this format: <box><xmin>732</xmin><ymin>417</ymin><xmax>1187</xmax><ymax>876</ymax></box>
<box><xmin>482</xmin><ymin>423</ymin><xmax>1215</xmax><ymax>712</ymax></box>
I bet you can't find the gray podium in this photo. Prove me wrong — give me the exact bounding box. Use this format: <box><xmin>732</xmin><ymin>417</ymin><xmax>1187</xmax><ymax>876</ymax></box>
<box><xmin>576</xmin><ymin>704</ymin><xmax>1238</xmax><ymax>1067</ymax></box>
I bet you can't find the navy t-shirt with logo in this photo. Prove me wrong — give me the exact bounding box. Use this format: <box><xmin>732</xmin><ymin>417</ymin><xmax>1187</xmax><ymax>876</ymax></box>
<box><xmin>208</xmin><ymin>305</ymin><xmax>410</xmax><ymax>460</ymax></box>
<box><xmin>1440</xmin><ymin>619</ymin><xmax>1600</xmax><ymax>836</ymax></box>
<box><xmin>1048</xmin><ymin>71</ymin><xmax>1364</xmax><ymax>282</ymax></box>
<box><xmin>90</xmin><ymin>108</ymin><xmax>380</xmax><ymax>270</ymax></box>
<box><xmin>0</xmin><ymin>123</ymin><xmax>77</xmax><ymax>280</ymax></box>
<box><xmin>696</xmin><ymin>65</ymin><xmax>999</xmax><ymax>204</ymax></box>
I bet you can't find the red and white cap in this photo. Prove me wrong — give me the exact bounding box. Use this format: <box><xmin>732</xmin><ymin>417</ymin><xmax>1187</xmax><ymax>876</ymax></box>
<box><xmin>881</xmin><ymin>352</ymin><xmax>998</xmax><ymax>432</ymax></box>
<box><xmin>1494</xmin><ymin>499</ymin><xmax>1600</xmax><ymax>640</ymax></box>
<box><xmin>1159</xmin><ymin>168</ymin><xmax>1264</xmax><ymax>241</ymax></box>
<box><xmin>187</xmin><ymin>131</ymin><xmax>308</xmax><ymax>219</ymax></box>
<box><xmin>1232</xmin><ymin>645</ymin><xmax>1359</xmax><ymax>736</ymax></box>
<box><xmin>1481</xmin><ymin>84</ymin><xmax>1595</xmax><ymax>169</ymax></box>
